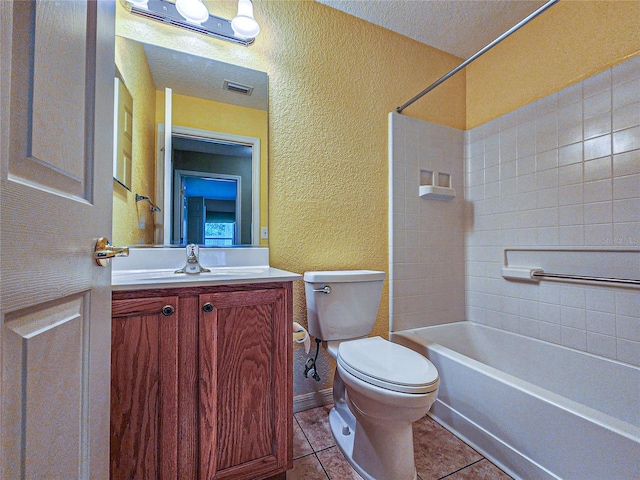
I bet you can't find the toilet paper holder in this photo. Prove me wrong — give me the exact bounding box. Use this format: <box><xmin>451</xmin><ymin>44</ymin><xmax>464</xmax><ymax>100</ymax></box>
<box><xmin>293</xmin><ymin>322</ymin><xmax>311</xmax><ymax>353</ymax></box>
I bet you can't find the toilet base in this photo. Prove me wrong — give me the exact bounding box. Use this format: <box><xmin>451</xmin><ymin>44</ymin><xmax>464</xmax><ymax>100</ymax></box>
<box><xmin>328</xmin><ymin>407</ymin><xmax>418</xmax><ymax>480</ymax></box>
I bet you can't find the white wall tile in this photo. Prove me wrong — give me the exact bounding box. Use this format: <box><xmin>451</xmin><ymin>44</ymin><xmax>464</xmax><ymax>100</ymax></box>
<box><xmin>558</xmin><ymin>82</ymin><xmax>582</xmax><ymax>106</ymax></box>
<box><xmin>562</xmin><ymin>327</ymin><xmax>587</xmax><ymax>350</ymax></box>
<box><xmin>558</xmin><ymin>204</ymin><xmax>584</xmax><ymax>226</ymax></box>
<box><xmin>558</xmin><ymin>102</ymin><xmax>583</xmax><ymax>146</ymax></box>
<box><xmin>389</xmin><ymin>115</ymin><xmax>465</xmax><ymax>332</ymax></box>
<box><xmin>583</xmin><ymin>70</ymin><xmax>611</xmax><ymax>98</ymax></box>
<box><xmin>561</xmin><ymin>286</ymin><xmax>586</xmax><ymax>307</ymax></box>
<box><xmin>561</xmin><ymin>306</ymin><xmax>586</xmax><ymax>329</ymax></box>
<box><xmin>584</xmin><ymin>224</ymin><xmax>613</xmax><ymax>246</ymax></box>
<box><xmin>558</xmin><ymin>184</ymin><xmax>584</xmax><ymax>206</ymax></box>
<box><xmin>613</xmin><ymin>198</ymin><xmax>640</xmax><ymax>223</ymax></box>
<box><xmin>587</xmin><ymin>332</ymin><xmax>617</xmax><ymax>359</ymax></box>
<box><xmin>613</xmin><ymin>126</ymin><xmax>640</xmax><ymax>154</ymax></box>
<box><xmin>584</xmin><ymin>134</ymin><xmax>612</xmax><ymax>160</ymax></box>
<box><xmin>616</xmin><ymin>291</ymin><xmax>640</xmax><ymax>317</ymax></box>
<box><xmin>536</xmin><ymin>111</ymin><xmax>558</xmax><ymax>153</ymax></box>
<box><xmin>612</xmin><ymin>101</ymin><xmax>639</xmax><ymax>132</ymax></box>
<box><xmin>462</xmin><ymin>57</ymin><xmax>640</xmax><ymax>364</ymax></box>
<box><xmin>391</xmin><ymin>58</ymin><xmax>640</xmax><ymax>368</ymax></box>
<box><xmin>539</xmin><ymin>321</ymin><xmax>562</xmax><ymax>343</ymax></box>
<box><xmin>558</xmin><ymin>163</ymin><xmax>583</xmax><ymax>187</ymax></box>
<box><xmin>536</xmin><ymin>150</ymin><xmax>559</xmax><ymax>171</ymax></box>
<box><xmin>616</xmin><ymin>315</ymin><xmax>640</xmax><ymax>342</ymax></box>
<box><xmin>612</xmin><ymin>77</ymin><xmax>640</xmax><ymax>109</ymax></box>
<box><xmin>583</xmin><ymin>201</ymin><xmax>612</xmax><ymax>224</ymax></box>
<box><xmin>584</xmin><ymin>111</ymin><xmax>612</xmax><ymax>140</ymax></box>
<box><xmin>584</xmin><ymin>157</ymin><xmax>612</xmax><ymax>182</ymax></box>
<box><xmin>537</xmin><ymin>189</ymin><xmax>558</xmax><ymax>210</ymax></box>
<box><xmin>613</xmin><ymin>150</ymin><xmax>640</xmax><ymax>177</ymax></box>
<box><xmin>616</xmin><ymin>339</ymin><xmax>640</xmax><ymax>366</ymax></box>
<box><xmin>558</xmin><ymin>142</ymin><xmax>583</xmax><ymax>166</ymax></box>
<box><xmin>612</xmin><ymin>55</ymin><xmax>640</xmax><ymax>85</ymax></box>
<box><xmin>583</xmin><ymin>89</ymin><xmax>611</xmax><ymax>119</ymax></box>
<box><xmin>586</xmin><ymin>310</ymin><xmax>616</xmax><ymax>335</ymax></box>
<box><xmin>559</xmin><ymin>225</ymin><xmax>584</xmax><ymax>246</ymax></box>
<box><xmin>539</xmin><ymin>302</ymin><xmax>561</xmax><ymax>324</ymax></box>
<box><xmin>583</xmin><ymin>179</ymin><xmax>612</xmax><ymax>203</ymax></box>
<box><xmin>612</xmin><ymin>222</ymin><xmax>640</xmax><ymax>245</ymax></box>
<box><xmin>586</xmin><ymin>288</ymin><xmax>616</xmax><ymax>312</ymax></box>
<box><xmin>612</xmin><ymin>173</ymin><xmax>640</xmax><ymax>200</ymax></box>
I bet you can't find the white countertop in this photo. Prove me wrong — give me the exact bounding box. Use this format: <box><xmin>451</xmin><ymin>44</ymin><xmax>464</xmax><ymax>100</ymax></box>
<box><xmin>111</xmin><ymin>247</ymin><xmax>302</xmax><ymax>291</ymax></box>
<box><xmin>112</xmin><ymin>266</ymin><xmax>302</xmax><ymax>291</ymax></box>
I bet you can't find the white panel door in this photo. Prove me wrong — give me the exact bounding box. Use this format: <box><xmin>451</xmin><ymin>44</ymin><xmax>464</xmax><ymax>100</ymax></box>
<box><xmin>1</xmin><ymin>0</ymin><xmax>115</xmax><ymax>478</ymax></box>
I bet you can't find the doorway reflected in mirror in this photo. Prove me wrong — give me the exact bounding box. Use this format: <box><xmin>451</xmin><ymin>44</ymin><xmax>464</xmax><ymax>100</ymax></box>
<box><xmin>112</xmin><ymin>35</ymin><xmax>268</xmax><ymax>247</ymax></box>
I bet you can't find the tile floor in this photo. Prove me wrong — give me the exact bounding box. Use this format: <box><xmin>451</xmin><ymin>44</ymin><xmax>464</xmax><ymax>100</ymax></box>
<box><xmin>288</xmin><ymin>405</ymin><xmax>512</xmax><ymax>480</ymax></box>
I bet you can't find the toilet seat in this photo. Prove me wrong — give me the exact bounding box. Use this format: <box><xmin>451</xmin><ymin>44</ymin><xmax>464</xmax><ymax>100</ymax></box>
<box><xmin>337</xmin><ymin>336</ymin><xmax>439</xmax><ymax>394</ymax></box>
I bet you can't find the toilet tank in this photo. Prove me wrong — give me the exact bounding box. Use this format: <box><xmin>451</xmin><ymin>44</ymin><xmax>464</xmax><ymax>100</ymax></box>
<box><xmin>304</xmin><ymin>270</ymin><xmax>385</xmax><ymax>341</ymax></box>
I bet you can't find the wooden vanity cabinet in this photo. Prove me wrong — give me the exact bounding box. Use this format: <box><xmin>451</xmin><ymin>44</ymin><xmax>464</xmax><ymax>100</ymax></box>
<box><xmin>110</xmin><ymin>282</ymin><xmax>293</xmax><ymax>480</ymax></box>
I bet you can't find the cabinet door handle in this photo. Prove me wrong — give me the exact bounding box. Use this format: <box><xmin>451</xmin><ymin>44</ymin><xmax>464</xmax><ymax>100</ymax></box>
<box><xmin>202</xmin><ymin>302</ymin><xmax>214</xmax><ymax>313</ymax></box>
<box><xmin>162</xmin><ymin>305</ymin><xmax>175</xmax><ymax>316</ymax></box>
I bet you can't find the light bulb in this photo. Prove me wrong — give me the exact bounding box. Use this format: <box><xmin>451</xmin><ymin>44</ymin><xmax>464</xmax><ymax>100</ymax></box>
<box><xmin>231</xmin><ymin>0</ymin><xmax>260</xmax><ymax>39</ymax></box>
<box><xmin>128</xmin><ymin>0</ymin><xmax>149</xmax><ymax>8</ymax></box>
<box><xmin>175</xmin><ymin>0</ymin><xmax>209</xmax><ymax>25</ymax></box>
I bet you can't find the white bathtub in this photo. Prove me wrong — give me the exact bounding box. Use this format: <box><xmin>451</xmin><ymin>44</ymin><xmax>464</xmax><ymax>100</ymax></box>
<box><xmin>391</xmin><ymin>321</ymin><xmax>640</xmax><ymax>480</ymax></box>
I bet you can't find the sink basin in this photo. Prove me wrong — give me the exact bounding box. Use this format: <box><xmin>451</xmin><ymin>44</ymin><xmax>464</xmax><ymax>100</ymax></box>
<box><xmin>111</xmin><ymin>248</ymin><xmax>302</xmax><ymax>290</ymax></box>
<box><xmin>115</xmin><ymin>267</ymin><xmax>268</xmax><ymax>282</ymax></box>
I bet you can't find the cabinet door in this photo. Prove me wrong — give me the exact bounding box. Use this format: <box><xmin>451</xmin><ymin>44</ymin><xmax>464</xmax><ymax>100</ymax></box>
<box><xmin>111</xmin><ymin>296</ymin><xmax>180</xmax><ymax>480</ymax></box>
<box><xmin>199</xmin><ymin>288</ymin><xmax>290</xmax><ymax>480</ymax></box>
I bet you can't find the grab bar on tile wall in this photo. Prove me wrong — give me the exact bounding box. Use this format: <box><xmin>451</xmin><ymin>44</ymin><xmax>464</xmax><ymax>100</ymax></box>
<box><xmin>531</xmin><ymin>271</ymin><xmax>640</xmax><ymax>286</ymax></box>
<box><xmin>396</xmin><ymin>0</ymin><xmax>560</xmax><ymax>114</ymax></box>
<box><xmin>501</xmin><ymin>266</ymin><xmax>640</xmax><ymax>286</ymax></box>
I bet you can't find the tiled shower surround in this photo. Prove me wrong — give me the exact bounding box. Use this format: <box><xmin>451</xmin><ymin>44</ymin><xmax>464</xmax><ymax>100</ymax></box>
<box><xmin>390</xmin><ymin>55</ymin><xmax>640</xmax><ymax>367</ymax></box>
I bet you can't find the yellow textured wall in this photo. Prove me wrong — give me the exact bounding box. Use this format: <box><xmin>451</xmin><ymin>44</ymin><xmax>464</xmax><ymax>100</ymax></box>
<box><xmin>116</xmin><ymin>0</ymin><xmax>465</xmax><ymax>344</ymax></box>
<box><xmin>467</xmin><ymin>0</ymin><xmax>640</xmax><ymax>128</ymax></box>
<box><xmin>156</xmin><ymin>92</ymin><xmax>269</xmax><ymax>244</ymax></box>
<box><xmin>113</xmin><ymin>36</ymin><xmax>157</xmax><ymax>245</ymax></box>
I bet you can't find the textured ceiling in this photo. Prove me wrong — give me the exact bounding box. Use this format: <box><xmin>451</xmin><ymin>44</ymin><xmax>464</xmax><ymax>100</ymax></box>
<box><xmin>142</xmin><ymin>42</ymin><xmax>268</xmax><ymax>110</ymax></box>
<box><xmin>315</xmin><ymin>0</ymin><xmax>548</xmax><ymax>59</ymax></box>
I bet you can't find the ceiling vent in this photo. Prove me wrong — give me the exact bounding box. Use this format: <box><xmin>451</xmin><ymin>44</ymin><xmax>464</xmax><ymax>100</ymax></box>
<box><xmin>223</xmin><ymin>80</ymin><xmax>254</xmax><ymax>96</ymax></box>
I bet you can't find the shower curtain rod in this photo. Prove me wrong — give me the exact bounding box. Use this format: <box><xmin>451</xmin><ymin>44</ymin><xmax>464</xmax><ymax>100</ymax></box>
<box><xmin>396</xmin><ymin>0</ymin><xmax>560</xmax><ymax>114</ymax></box>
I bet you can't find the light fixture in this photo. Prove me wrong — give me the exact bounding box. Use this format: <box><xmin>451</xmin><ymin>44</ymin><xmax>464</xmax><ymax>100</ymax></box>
<box><xmin>128</xmin><ymin>0</ymin><xmax>149</xmax><ymax>8</ymax></box>
<box><xmin>175</xmin><ymin>0</ymin><xmax>209</xmax><ymax>25</ymax></box>
<box><xmin>121</xmin><ymin>0</ymin><xmax>260</xmax><ymax>46</ymax></box>
<box><xmin>231</xmin><ymin>0</ymin><xmax>260</xmax><ymax>39</ymax></box>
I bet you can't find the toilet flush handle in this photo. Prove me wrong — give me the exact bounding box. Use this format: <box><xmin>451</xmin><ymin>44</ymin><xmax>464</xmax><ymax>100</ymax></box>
<box><xmin>313</xmin><ymin>285</ymin><xmax>332</xmax><ymax>294</ymax></box>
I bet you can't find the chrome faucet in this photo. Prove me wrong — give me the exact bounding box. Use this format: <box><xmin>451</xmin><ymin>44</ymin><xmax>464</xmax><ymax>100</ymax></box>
<box><xmin>175</xmin><ymin>244</ymin><xmax>211</xmax><ymax>274</ymax></box>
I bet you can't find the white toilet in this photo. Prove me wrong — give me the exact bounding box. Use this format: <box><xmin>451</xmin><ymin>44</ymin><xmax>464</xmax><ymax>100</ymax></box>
<box><xmin>304</xmin><ymin>270</ymin><xmax>439</xmax><ymax>480</ymax></box>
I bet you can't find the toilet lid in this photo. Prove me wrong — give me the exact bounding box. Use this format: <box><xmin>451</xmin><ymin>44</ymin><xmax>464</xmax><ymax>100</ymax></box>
<box><xmin>337</xmin><ymin>337</ymin><xmax>439</xmax><ymax>394</ymax></box>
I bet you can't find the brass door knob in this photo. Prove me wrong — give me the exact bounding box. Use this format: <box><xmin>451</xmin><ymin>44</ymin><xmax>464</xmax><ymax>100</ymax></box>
<box><xmin>94</xmin><ymin>237</ymin><xmax>129</xmax><ymax>266</ymax></box>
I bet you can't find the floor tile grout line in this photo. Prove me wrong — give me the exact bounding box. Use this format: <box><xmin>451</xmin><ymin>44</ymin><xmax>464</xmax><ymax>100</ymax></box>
<box><xmin>437</xmin><ymin>458</ymin><xmax>488</xmax><ymax>479</ymax></box>
<box><xmin>293</xmin><ymin>415</ymin><xmax>316</xmax><ymax>456</ymax></box>
<box><xmin>291</xmin><ymin>451</ymin><xmax>331</xmax><ymax>479</ymax></box>
<box><xmin>294</xmin><ymin>411</ymin><xmax>337</xmax><ymax>454</ymax></box>
<box><xmin>314</xmin><ymin>451</ymin><xmax>331</xmax><ymax>480</ymax></box>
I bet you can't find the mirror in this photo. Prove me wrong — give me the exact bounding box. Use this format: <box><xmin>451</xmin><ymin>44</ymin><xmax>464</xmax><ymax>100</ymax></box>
<box><xmin>112</xmin><ymin>35</ymin><xmax>268</xmax><ymax>247</ymax></box>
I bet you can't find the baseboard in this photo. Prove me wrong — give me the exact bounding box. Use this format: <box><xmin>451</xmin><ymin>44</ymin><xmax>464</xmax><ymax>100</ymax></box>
<box><xmin>293</xmin><ymin>388</ymin><xmax>333</xmax><ymax>413</ymax></box>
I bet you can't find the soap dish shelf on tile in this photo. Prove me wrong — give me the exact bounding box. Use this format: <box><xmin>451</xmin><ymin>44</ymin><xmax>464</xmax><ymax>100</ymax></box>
<box><xmin>419</xmin><ymin>170</ymin><xmax>455</xmax><ymax>200</ymax></box>
<box><xmin>419</xmin><ymin>185</ymin><xmax>456</xmax><ymax>200</ymax></box>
